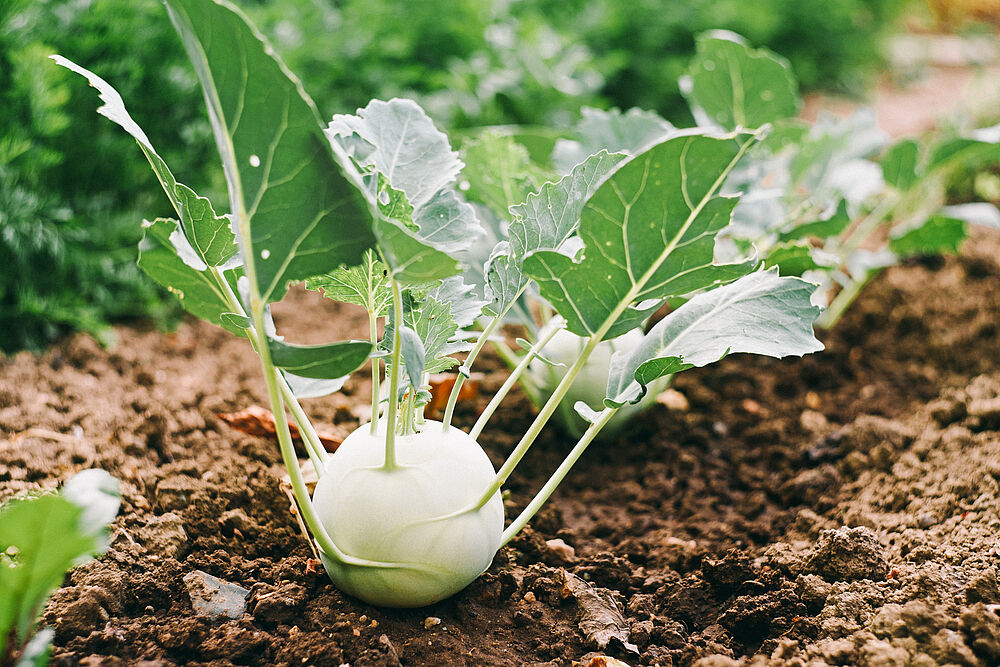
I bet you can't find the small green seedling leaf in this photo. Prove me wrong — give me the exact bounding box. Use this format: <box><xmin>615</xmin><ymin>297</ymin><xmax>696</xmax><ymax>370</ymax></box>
<box><xmin>762</xmin><ymin>241</ymin><xmax>830</xmax><ymax>277</ymax></box>
<box><xmin>307</xmin><ymin>250</ymin><xmax>393</xmax><ymax>316</ymax></box>
<box><xmin>681</xmin><ymin>30</ymin><xmax>801</xmax><ymax>131</ymax></box>
<box><xmin>138</xmin><ymin>219</ymin><xmax>246</xmax><ymax>336</ymax></box>
<box><xmin>398</xmin><ymin>325</ymin><xmax>426</xmax><ymax>393</ymax></box>
<box><xmin>0</xmin><ymin>470</ymin><xmax>120</xmax><ymax>662</ymax></box>
<box><xmin>525</xmin><ymin>131</ymin><xmax>759</xmax><ymax>339</ymax></box>
<box><xmin>552</xmin><ymin>107</ymin><xmax>674</xmax><ymax>173</ymax></box>
<box><xmin>267</xmin><ymin>338</ymin><xmax>373</xmax><ymax>380</ymax></box>
<box><xmin>606</xmin><ymin>269</ymin><xmax>823</xmax><ymax>406</ymax></box>
<box><xmin>778</xmin><ymin>200</ymin><xmax>852</xmax><ymax>243</ymax></box>
<box><xmin>281</xmin><ymin>372</ymin><xmax>349</xmax><ymax>400</ymax></box>
<box><xmin>164</xmin><ymin>0</ymin><xmax>374</xmax><ymax>303</ymax></box>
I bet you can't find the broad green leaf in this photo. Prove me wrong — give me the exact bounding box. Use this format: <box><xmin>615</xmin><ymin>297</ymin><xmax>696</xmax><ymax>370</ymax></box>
<box><xmin>424</xmin><ymin>276</ymin><xmax>486</xmax><ymax>329</ymax></box>
<box><xmin>50</xmin><ymin>56</ymin><xmax>240</xmax><ymax>271</ymax></box>
<box><xmin>486</xmin><ymin>150</ymin><xmax>627</xmax><ymax>312</ymax></box>
<box><xmin>330</xmin><ymin>98</ymin><xmax>461</xmax><ymax>209</ymax></box>
<box><xmin>606</xmin><ymin>269</ymin><xmax>823</xmax><ymax>406</ymax></box>
<box><xmin>927</xmin><ymin>136</ymin><xmax>1000</xmax><ymax>174</ymax></box>
<box><xmin>681</xmin><ymin>31</ymin><xmax>800</xmax><ymax>131</ymax></box>
<box><xmin>460</xmin><ymin>132</ymin><xmax>549</xmax><ymax>217</ymax></box>
<box><xmin>383</xmin><ymin>283</ymin><xmax>476</xmax><ymax>376</ymax></box>
<box><xmin>552</xmin><ymin>107</ymin><xmax>674</xmax><ymax>173</ymax></box>
<box><xmin>281</xmin><ymin>372</ymin><xmax>349</xmax><ymax>400</ymax></box>
<box><xmin>138</xmin><ymin>219</ymin><xmax>246</xmax><ymax>336</ymax></box>
<box><xmin>524</xmin><ymin>131</ymin><xmax>760</xmax><ymax>339</ymax></box>
<box><xmin>164</xmin><ymin>0</ymin><xmax>373</xmax><ymax>303</ymax></box>
<box><xmin>881</xmin><ymin>139</ymin><xmax>920</xmax><ymax>190</ymax></box>
<box><xmin>790</xmin><ymin>109</ymin><xmax>887</xmax><ymax>203</ymax></box>
<box><xmin>267</xmin><ymin>338</ymin><xmax>372</xmax><ymax>380</ymax></box>
<box><xmin>306</xmin><ymin>250</ymin><xmax>393</xmax><ymax>316</ymax></box>
<box><xmin>327</xmin><ymin>99</ymin><xmax>479</xmax><ymax>281</ymax></box>
<box><xmin>889</xmin><ymin>216</ymin><xmax>967</xmax><ymax>257</ymax></box>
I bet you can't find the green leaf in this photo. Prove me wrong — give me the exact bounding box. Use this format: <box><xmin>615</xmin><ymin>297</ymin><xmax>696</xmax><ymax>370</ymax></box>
<box><xmin>327</xmin><ymin>99</ymin><xmax>478</xmax><ymax>281</ymax></box>
<box><xmin>778</xmin><ymin>200</ymin><xmax>852</xmax><ymax>242</ymax></box>
<box><xmin>49</xmin><ymin>56</ymin><xmax>240</xmax><ymax>272</ymax></box>
<box><xmin>524</xmin><ymin>131</ymin><xmax>760</xmax><ymax>339</ymax></box>
<box><xmin>306</xmin><ymin>250</ymin><xmax>393</xmax><ymax>316</ymax></box>
<box><xmin>486</xmin><ymin>150</ymin><xmax>627</xmax><ymax>312</ymax></box>
<box><xmin>398</xmin><ymin>325</ymin><xmax>426</xmax><ymax>392</ymax></box>
<box><xmin>267</xmin><ymin>338</ymin><xmax>372</xmax><ymax>380</ymax></box>
<box><xmin>460</xmin><ymin>132</ymin><xmax>549</xmax><ymax>217</ymax></box>
<box><xmin>606</xmin><ymin>269</ymin><xmax>823</xmax><ymax>406</ymax></box>
<box><xmin>0</xmin><ymin>471</ymin><xmax>119</xmax><ymax>658</ymax></box>
<box><xmin>552</xmin><ymin>107</ymin><xmax>674</xmax><ymax>173</ymax></box>
<box><xmin>881</xmin><ymin>139</ymin><xmax>920</xmax><ymax>190</ymax></box>
<box><xmin>762</xmin><ymin>241</ymin><xmax>826</xmax><ymax>277</ymax></box>
<box><xmin>138</xmin><ymin>219</ymin><xmax>245</xmax><ymax>336</ymax></box>
<box><xmin>681</xmin><ymin>31</ymin><xmax>801</xmax><ymax>131</ymax></box>
<box><xmin>424</xmin><ymin>276</ymin><xmax>486</xmax><ymax>329</ymax></box>
<box><xmin>164</xmin><ymin>0</ymin><xmax>373</xmax><ymax>303</ymax></box>
<box><xmin>889</xmin><ymin>216</ymin><xmax>967</xmax><ymax>257</ymax></box>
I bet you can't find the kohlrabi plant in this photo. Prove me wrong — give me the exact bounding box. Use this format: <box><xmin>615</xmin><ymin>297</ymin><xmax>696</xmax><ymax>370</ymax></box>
<box><xmin>679</xmin><ymin>30</ymin><xmax>1000</xmax><ymax>329</ymax></box>
<box><xmin>0</xmin><ymin>469</ymin><xmax>121</xmax><ymax>667</ymax></box>
<box><xmin>56</xmin><ymin>0</ymin><xmax>824</xmax><ymax>608</ymax></box>
<box><xmin>461</xmin><ymin>32</ymin><xmax>1000</xmax><ymax>436</ymax></box>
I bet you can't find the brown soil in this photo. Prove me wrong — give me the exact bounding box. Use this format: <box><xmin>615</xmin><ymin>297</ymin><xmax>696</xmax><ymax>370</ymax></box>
<box><xmin>2</xmin><ymin>225</ymin><xmax>1000</xmax><ymax>666</ymax></box>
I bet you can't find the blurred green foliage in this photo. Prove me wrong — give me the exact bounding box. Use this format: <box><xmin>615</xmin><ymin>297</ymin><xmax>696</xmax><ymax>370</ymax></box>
<box><xmin>1</xmin><ymin>0</ymin><xmax>906</xmax><ymax>353</ymax></box>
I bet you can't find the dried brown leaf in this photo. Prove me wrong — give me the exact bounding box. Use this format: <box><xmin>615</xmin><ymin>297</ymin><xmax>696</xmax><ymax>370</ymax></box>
<box><xmin>217</xmin><ymin>405</ymin><xmax>344</xmax><ymax>451</ymax></box>
<box><xmin>564</xmin><ymin>572</ymin><xmax>639</xmax><ymax>654</ymax></box>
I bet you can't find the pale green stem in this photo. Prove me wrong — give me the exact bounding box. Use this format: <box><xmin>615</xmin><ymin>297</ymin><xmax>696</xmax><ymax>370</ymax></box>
<box><xmin>210</xmin><ymin>266</ymin><xmax>327</xmax><ymax>474</ymax></box>
<box><xmin>470</xmin><ymin>317</ymin><xmax>564</xmax><ymax>440</ymax></box>
<box><xmin>368</xmin><ymin>309</ymin><xmax>380</xmax><ymax>436</ymax></box>
<box><xmin>471</xmin><ymin>332</ymin><xmax>603</xmax><ymax>508</ymax></box>
<box><xmin>828</xmin><ymin>195</ymin><xmax>898</xmax><ymax>260</ymax></box>
<box><xmin>814</xmin><ymin>269</ymin><xmax>879</xmax><ymax>330</ymax></box>
<box><xmin>440</xmin><ymin>314</ymin><xmax>502</xmax><ymax>430</ymax></box>
<box><xmin>491</xmin><ymin>338</ymin><xmax>544</xmax><ymax>407</ymax></box>
<box><xmin>501</xmin><ymin>407</ymin><xmax>617</xmax><ymax>544</ymax></box>
<box><xmin>383</xmin><ymin>280</ymin><xmax>403</xmax><ymax>470</ymax></box>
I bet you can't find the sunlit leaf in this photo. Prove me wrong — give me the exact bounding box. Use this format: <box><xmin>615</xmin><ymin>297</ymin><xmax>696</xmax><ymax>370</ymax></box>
<box><xmin>606</xmin><ymin>269</ymin><xmax>822</xmax><ymax>406</ymax></box>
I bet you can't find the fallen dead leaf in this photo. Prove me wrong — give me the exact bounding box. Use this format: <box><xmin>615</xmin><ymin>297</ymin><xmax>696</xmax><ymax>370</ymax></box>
<box><xmin>217</xmin><ymin>405</ymin><xmax>345</xmax><ymax>451</ymax></box>
<box><xmin>564</xmin><ymin>571</ymin><xmax>639</xmax><ymax>654</ymax></box>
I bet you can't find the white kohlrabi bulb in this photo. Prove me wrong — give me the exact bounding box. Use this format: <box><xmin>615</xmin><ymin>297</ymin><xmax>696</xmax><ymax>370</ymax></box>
<box><xmin>311</xmin><ymin>419</ymin><xmax>503</xmax><ymax>607</ymax></box>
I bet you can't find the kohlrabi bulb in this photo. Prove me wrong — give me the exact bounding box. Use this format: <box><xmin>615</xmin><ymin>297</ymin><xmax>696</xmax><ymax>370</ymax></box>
<box><xmin>311</xmin><ymin>419</ymin><xmax>504</xmax><ymax>607</ymax></box>
<box><xmin>528</xmin><ymin>328</ymin><xmax>648</xmax><ymax>437</ymax></box>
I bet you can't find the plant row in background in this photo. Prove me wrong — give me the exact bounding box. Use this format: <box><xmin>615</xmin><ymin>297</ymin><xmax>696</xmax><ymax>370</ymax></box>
<box><xmin>1</xmin><ymin>0</ymin><xmax>910</xmax><ymax>353</ymax></box>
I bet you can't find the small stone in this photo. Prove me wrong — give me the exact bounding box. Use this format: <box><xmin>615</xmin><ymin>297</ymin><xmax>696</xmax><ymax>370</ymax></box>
<box><xmin>656</xmin><ymin>388</ymin><xmax>689</xmax><ymax>411</ymax></box>
<box><xmin>423</xmin><ymin>616</ymin><xmax>441</xmax><ymax>629</ymax></box>
<box><xmin>800</xmin><ymin>409</ymin><xmax>829</xmax><ymax>434</ymax></box>
<box><xmin>183</xmin><ymin>570</ymin><xmax>249</xmax><ymax>619</ymax></box>
<box><xmin>544</xmin><ymin>538</ymin><xmax>576</xmax><ymax>563</ymax></box>
<box><xmin>805</xmin><ymin>391</ymin><xmax>821</xmax><ymax>410</ymax></box>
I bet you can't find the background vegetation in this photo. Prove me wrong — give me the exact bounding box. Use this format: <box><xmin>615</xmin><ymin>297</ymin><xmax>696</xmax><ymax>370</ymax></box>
<box><xmin>0</xmin><ymin>0</ymin><xmax>918</xmax><ymax>353</ymax></box>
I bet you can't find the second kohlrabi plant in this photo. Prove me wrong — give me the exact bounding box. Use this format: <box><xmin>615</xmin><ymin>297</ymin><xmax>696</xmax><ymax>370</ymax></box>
<box><xmin>55</xmin><ymin>0</ymin><xmax>824</xmax><ymax>607</ymax></box>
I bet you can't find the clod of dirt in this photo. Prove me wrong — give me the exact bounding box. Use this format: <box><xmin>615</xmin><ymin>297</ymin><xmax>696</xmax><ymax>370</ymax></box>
<box><xmin>248</xmin><ymin>582</ymin><xmax>307</xmax><ymax>628</ymax></box>
<box><xmin>805</xmin><ymin>526</ymin><xmax>889</xmax><ymax>582</ymax></box>
<box><xmin>183</xmin><ymin>570</ymin><xmax>250</xmax><ymax>619</ymax></box>
<box><xmin>966</xmin><ymin>569</ymin><xmax>1000</xmax><ymax>604</ymax></box>
<box><xmin>564</xmin><ymin>572</ymin><xmax>638</xmax><ymax>654</ymax></box>
<box><xmin>134</xmin><ymin>512</ymin><xmax>187</xmax><ymax>558</ymax></box>
<box><xmin>960</xmin><ymin>604</ymin><xmax>1000</xmax><ymax>662</ymax></box>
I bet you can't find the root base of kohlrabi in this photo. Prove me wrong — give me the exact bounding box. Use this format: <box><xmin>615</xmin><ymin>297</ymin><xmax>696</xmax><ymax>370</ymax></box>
<box><xmin>311</xmin><ymin>419</ymin><xmax>504</xmax><ymax>607</ymax></box>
